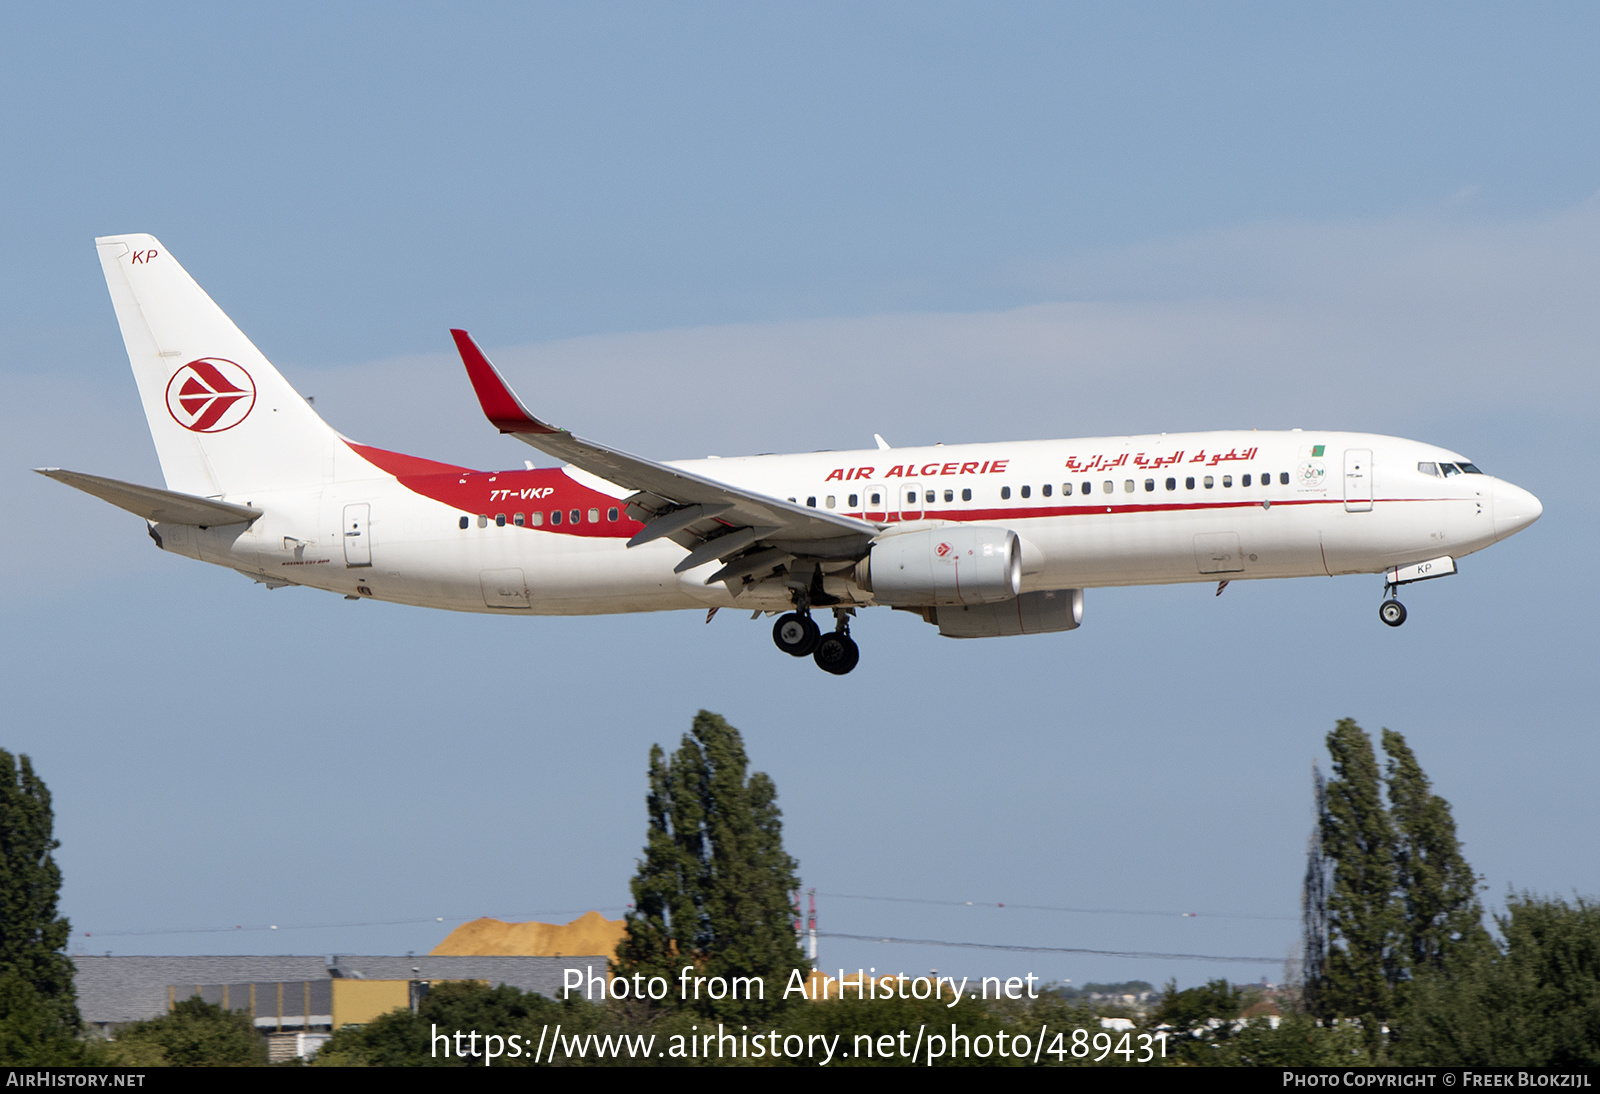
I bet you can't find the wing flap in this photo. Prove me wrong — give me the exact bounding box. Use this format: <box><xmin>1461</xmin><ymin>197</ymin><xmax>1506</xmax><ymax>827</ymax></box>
<box><xmin>36</xmin><ymin>468</ymin><xmax>262</xmax><ymax>526</ymax></box>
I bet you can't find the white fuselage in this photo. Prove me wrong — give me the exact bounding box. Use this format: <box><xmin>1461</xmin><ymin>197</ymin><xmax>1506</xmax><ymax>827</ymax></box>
<box><xmin>152</xmin><ymin>429</ymin><xmax>1540</xmax><ymax>617</ymax></box>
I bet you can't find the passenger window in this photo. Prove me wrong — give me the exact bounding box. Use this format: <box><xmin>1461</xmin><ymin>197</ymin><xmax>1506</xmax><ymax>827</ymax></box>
<box><xmin>571</xmin><ymin>509</ymin><xmax>582</xmax><ymax>524</ymax></box>
<box><xmin>943</xmin><ymin>489</ymin><xmax>953</xmax><ymax>502</ymax></box>
<box><xmin>1185</xmin><ymin>477</ymin><xmax>1195</xmax><ymax>490</ymax></box>
<box><xmin>806</xmin><ymin>496</ymin><xmax>816</xmax><ymax>508</ymax></box>
<box><xmin>961</xmin><ymin>488</ymin><xmax>972</xmax><ymax>502</ymax></box>
<box><xmin>869</xmin><ymin>491</ymin><xmax>881</xmax><ymax>505</ymax></box>
<box><xmin>925</xmin><ymin>490</ymin><xmax>935</xmax><ymax>504</ymax></box>
<box><xmin>1203</xmin><ymin>476</ymin><xmax>1214</xmax><ymax>489</ymax></box>
<box><xmin>906</xmin><ymin>490</ymin><xmax>918</xmax><ymax>505</ymax></box>
<box><xmin>787</xmin><ymin>497</ymin><xmax>796</xmax><ymax>503</ymax></box>
<box><xmin>1222</xmin><ymin>475</ymin><xmax>1232</xmax><ymax>488</ymax></box>
<box><xmin>1042</xmin><ymin>484</ymin><xmax>1052</xmax><ymax>497</ymax></box>
<box><xmin>1144</xmin><ymin>478</ymin><xmax>1155</xmax><ymax>492</ymax></box>
<box><xmin>1124</xmin><ymin>479</ymin><xmax>1134</xmax><ymax>493</ymax></box>
<box><xmin>1242</xmin><ymin>474</ymin><xmax>1252</xmax><ymax>487</ymax></box>
<box><xmin>550</xmin><ymin>510</ymin><xmax>562</xmax><ymax>525</ymax></box>
<box><xmin>531</xmin><ymin>511</ymin><xmax>543</xmax><ymax>526</ymax></box>
<box><xmin>496</xmin><ymin>514</ymin><xmax>506</xmax><ymax>527</ymax></box>
<box><xmin>1063</xmin><ymin>482</ymin><xmax>1073</xmax><ymax>496</ymax></box>
<box><xmin>459</xmin><ymin>516</ymin><xmax>469</xmax><ymax>530</ymax></box>
<box><xmin>588</xmin><ymin>508</ymin><xmax>599</xmax><ymax>523</ymax></box>
<box><xmin>826</xmin><ymin>496</ymin><xmax>836</xmax><ymax>509</ymax></box>
<box><xmin>477</xmin><ymin>514</ymin><xmax>489</xmax><ymax>528</ymax></box>
<box><xmin>607</xmin><ymin>507</ymin><xmax>619</xmax><ymax>521</ymax></box>
<box><xmin>1082</xmin><ymin>481</ymin><xmax>1091</xmax><ymax>496</ymax></box>
<box><xmin>514</xmin><ymin>512</ymin><xmax>525</xmax><ymax>526</ymax></box>
<box><xmin>1001</xmin><ymin>486</ymin><xmax>1011</xmax><ymax>500</ymax></box>
<box><xmin>1102</xmin><ymin>481</ymin><xmax>1113</xmax><ymax>494</ymax></box>
<box><xmin>1021</xmin><ymin>485</ymin><xmax>1031</xmax><ymax>499</ymax></box>
<box><xmin>849</xmin><ymin>493</ymin><xmax>860</xmax><ymax>507</ymax></box>
<box><xmin>1166</xmin><ymin>477</ymin><xmax>1176</xmax><ymax>491</ymax></box>
<box><xmin>1279</xmin><ymin>472</ymin><xmax>1289</xmax><ymax>485</ymax></box>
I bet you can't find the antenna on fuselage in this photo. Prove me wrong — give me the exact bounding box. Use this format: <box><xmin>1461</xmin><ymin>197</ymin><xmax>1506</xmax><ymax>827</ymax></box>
<box><xmin>874</xmin><ymin>434</ymin><xmax>891</xmax><ymax>450</ymax></box>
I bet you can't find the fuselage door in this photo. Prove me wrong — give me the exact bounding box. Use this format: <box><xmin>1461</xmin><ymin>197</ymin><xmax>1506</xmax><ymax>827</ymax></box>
<box><xmin>342</xmin><ymin>503</ymin><xmax>371</xmax><ymax>567</ymax></box>
<box><xmin>900</xmin><ymin>481</ymin><xmax>923</xmax><ymax>522</ymax></box>
<box><xmin>1344</xmin><ymin>449</ymin><xmax>1373</xmax><ymax>513</ymax></box>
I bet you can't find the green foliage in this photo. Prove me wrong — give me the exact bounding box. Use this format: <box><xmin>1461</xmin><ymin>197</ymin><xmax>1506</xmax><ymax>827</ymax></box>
<box><xmin>1318</xmin><ymin>720</ymin><xmax>1401</xmax><ymax>1022</ymax></box>
<box><xmin>103</xmin><ymin>996</ymin><xmax>267</xmax><ymax>1067</ymax></box>
<box><xmin>0</xmin><ymin>751</ymin><xmax>82</xmax><ymax>1064</ymax></box>
<box><xmin>1382</xmin><ymin>729</ymin><xmax>1491</xmax><ymax>984</ymax></box>
<box><xmin>0</xmin><ymin>974</ymin><xmax>87</xmax><ymax>1065</ymax></box>
<box><xmin>1391</xmin><ymin>894</ymin><xmax>1600</xmax><ymax>1066</ymax></box>
<box><xmin>1306</xmin><ymin>721</ymin><xmax>1485</xmax><ymax>1026</ymax></box>
<box><xmin>614</xmin><ymin>711</ymin><xmax>806</xmax><ymax>1023</ymax></box>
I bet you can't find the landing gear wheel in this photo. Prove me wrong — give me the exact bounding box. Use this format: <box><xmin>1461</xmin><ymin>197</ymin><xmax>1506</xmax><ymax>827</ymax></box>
<box><xmin>1379</xmin><ymin>599</ymin><xmax>1408</xmax><ymax>628</ymax></box>
<box><xmin>813</xmin><ymin>633</ymin><xmax>860</xmax><ymax>675</ymax></box>
<box><xmin>773</xmin><ymin>612</ymin><xmax>821</xmax><ymax>656</ymax></box>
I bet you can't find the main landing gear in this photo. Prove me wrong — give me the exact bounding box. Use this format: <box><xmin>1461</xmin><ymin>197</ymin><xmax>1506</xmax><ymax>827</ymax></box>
<box><xmin>772</xmin><ymin>605</ymin><xmax>859</xmax><ymax>675</ymax></box>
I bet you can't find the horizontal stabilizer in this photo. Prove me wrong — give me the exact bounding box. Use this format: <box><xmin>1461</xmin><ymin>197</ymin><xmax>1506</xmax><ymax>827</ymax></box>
<box><xmin>35</xmin><ymin>468</ymin><xmax>262</xmax><ymax>526</ymax></box>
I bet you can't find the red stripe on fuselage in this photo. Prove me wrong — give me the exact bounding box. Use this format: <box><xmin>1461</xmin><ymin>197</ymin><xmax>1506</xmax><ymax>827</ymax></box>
<box><xmin>346</xmin><ymin>442</ymin><xmax>643</xmax><ymax>538</ymax></box>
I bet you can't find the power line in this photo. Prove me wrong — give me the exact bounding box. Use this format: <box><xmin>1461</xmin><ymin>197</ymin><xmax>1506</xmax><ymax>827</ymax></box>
<box><xmin>818</xmin><ymin>931</ymin><xmax>1282</xmax><ymax>965</ymax></box>
<box><xmin>80</xmin><ymin>907</ymin><xmax>629</xmax><ymax>939</ymax></box>
<box><xmin>817</xmin><ymin>891</ymin><xmax>1296</xmax><ymax>922</ymax></box>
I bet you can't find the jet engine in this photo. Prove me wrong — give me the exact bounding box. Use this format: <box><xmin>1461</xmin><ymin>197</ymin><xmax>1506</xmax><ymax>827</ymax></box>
<box><xmin>930</xmin><ymin>588</ymin><xmax>1083</xmax><ymax>638</ymax></box>
<box><xmin>854</xmin><ymin>527</ymin><xmax>1020</xmax><ymax>606</ymax></box>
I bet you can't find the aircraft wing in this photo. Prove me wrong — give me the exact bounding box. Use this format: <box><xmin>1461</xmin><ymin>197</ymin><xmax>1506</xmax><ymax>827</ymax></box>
<box><xmin>35</xmin><ymin>468</ymin><xmax>262</xmax><ymax>526</ymax></box>
<box><xmin>451</xmin><ymin>330</ymin><xmax>879</xmax><ymax>584</ymax></box>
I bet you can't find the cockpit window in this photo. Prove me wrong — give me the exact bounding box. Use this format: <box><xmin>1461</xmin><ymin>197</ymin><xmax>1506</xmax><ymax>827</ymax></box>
<box><xmin>1458</xmin><ymin>462</ymin><xmax>1483</xmax><ymax>474</ymax></box>
<box><xmin>1417</xmin><ymin>462</ymin><xmax>1439</xmax><ymax>477</ymax></box>
<box><xmin>1440</xmin><ymin>463</ymin><xmax>1461</xmax><ymax>477</ymax></box>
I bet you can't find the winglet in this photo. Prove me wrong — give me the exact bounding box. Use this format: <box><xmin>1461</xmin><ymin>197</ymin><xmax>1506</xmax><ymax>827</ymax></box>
<box><xmin>449</xmin><ymin>329</ymin><xmax>560</xmax><ymax>435</ymax></box>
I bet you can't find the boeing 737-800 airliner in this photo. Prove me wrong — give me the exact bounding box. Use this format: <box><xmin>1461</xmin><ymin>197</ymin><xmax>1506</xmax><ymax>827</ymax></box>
<box><xmin>40</xmin><ymin>235</ymin><xmax>1543</xmax><ymax>675</ymax></box>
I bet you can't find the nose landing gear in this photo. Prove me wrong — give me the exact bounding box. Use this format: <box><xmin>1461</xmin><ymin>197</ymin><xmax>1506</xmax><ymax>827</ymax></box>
<box><xmin>1379</xmin><ymin>598</ymin><xmax>1408</xmax><ymax>627</ymax></box>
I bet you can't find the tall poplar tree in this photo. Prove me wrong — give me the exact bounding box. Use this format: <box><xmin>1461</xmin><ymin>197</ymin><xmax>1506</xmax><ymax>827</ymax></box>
<box><xmin>0</xmin><ymin>751</ymin><xmax>80</xmax><ymax>1038</ymax></box>
<box><xmin>1303</xmin><ymin>721</ymin><xmax>1487</xmax><ymax>1026</ymax></box>
<box><xmin>1317</xmin><ymin>719</ymin><xmax>1401</xmax><ymax>1021</ymax></box>
<box><xmin>615</xmin><ymin>711</ymin><xmax>806</xmax><ymax>1022</ymax></box>
<box><xmin>1381</xmin><ymin>729</ymin><xmax>1489</xmax><ymax>978</ymax></box>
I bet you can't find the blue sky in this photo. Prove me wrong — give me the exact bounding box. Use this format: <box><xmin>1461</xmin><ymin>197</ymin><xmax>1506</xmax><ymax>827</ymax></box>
<box><xmin>2</xmin><ymin>4</ymin><xmax>1596</xmax><ymax>989</ymax></box>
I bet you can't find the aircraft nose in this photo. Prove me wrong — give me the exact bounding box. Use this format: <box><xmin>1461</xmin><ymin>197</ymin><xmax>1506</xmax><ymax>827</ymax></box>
<box><xmin>1493</xmin><ymin>479</ymin><xmax>1543</xmax><ymax>541</ymax></box>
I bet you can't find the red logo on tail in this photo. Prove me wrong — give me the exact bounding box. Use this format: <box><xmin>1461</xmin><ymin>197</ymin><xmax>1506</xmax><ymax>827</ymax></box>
<box><xmin>165</xmin><ymin>359</ymin><xmax>256</xmax><ymax>432</ymax></box>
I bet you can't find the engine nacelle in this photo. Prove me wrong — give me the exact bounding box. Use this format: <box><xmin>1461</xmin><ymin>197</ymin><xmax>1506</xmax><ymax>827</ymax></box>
<box><xmin>932</xmin><ymin>588</ymin><xmax>1083</xmax><ymax>638</ymax></box>
<box><xmin>855</xmin><ymin>527</ymin><xmax>1020</xmax><ymax>606</ymax></box>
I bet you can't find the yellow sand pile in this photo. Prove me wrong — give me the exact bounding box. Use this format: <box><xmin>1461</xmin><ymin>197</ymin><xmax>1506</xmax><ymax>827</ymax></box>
<box><xmin>430</xmin><ymin>911</ymin><xmax>627</xmax><ymax>958</ymax></box>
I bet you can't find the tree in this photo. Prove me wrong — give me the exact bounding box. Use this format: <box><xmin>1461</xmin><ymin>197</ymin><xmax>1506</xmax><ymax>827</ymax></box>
<box><xmin>98</xmin><ymin>997</ymin><xmax>266</xmax><ymax>1067</ymax></box>
<box><xmin>1316</xmin><ymin>719</ymin><xmax>1401</xmax><ymax>1022</ymax></box>
<box><xmin>614</xmin><ymin>711</ymin><xmax>806</xmax><ymax>1022</ymax></box>
<box><xmin>1381</xmin><ymin>729</ymin><xmax>1489</xmax><ymax>982</ymax></box>
<box><xmin>1392</xmin><ymin>895</ymin><xmax>1600</xmax><ymax>1066</ymax></box>
<box><xmin>0</xmin><ymin>750</ymin><xmax>80</xmax><ymax>1055</ymax></box>
<box><xmin>1303</xmin><ymin>721</ymin><xmax>1486</xmax><ymax>1025</ymax></box>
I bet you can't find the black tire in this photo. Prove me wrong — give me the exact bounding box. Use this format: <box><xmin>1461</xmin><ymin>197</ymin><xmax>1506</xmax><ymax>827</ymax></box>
<box><xmin>813</xmin><ymin>633</ymin><xmax>860</xmax><ymax>675</ymax></box>
<box><xmin>1379</xmin><ymin>600</ymin><xmax>1407</xmax><ymax>628</ymax></box>
<box><xmin>773</xmin><ymin>613</ymin><xmax>820</xmax><ymax>656</ymax></box>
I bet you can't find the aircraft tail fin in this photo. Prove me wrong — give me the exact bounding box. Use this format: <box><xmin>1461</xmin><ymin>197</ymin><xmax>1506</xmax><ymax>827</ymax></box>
<box><xmin>94</xmin><ymin>234</ymin><xmax>343</xmax><ymax>497</ymax></box>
